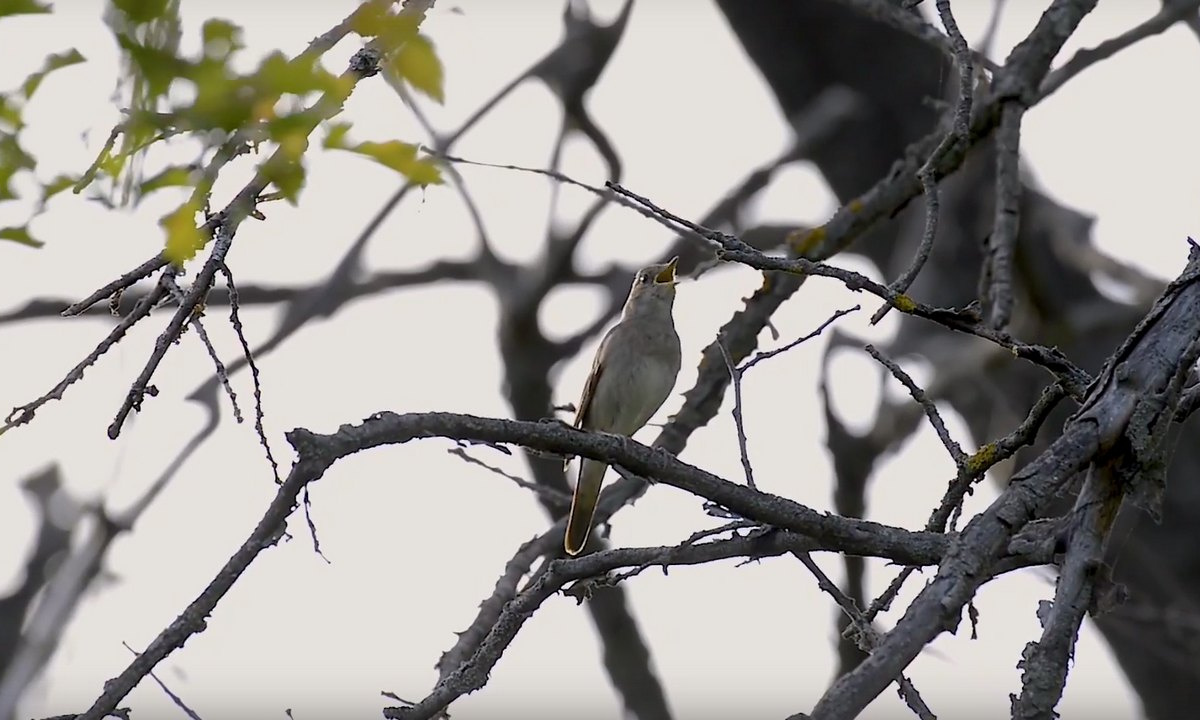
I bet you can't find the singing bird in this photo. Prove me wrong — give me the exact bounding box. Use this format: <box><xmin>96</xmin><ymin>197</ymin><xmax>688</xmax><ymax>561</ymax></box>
<box><xmin>564</xmin><ymin>257</ymin><xmax>682</xmax><ymax>555</ymax></box>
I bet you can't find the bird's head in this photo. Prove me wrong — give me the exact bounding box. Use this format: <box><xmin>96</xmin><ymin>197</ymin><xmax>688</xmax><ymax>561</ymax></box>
<box><xmin>623</xmin><ymin>256</ymin><xmax>679</xmax><ymax>317</ymax></box>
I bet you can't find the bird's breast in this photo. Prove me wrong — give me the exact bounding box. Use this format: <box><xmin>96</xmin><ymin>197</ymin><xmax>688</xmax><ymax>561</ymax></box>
<box><xmin>587</xmin><ymin>322</ymin><xmax>681</xmax><ymax>436</ymax></box>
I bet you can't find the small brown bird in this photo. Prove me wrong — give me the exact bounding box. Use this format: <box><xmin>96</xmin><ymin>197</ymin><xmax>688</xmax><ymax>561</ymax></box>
<box><xmin>564</xmin><ymin>257</ymin><xmax>682</xmax><ymax>555</ymax></box>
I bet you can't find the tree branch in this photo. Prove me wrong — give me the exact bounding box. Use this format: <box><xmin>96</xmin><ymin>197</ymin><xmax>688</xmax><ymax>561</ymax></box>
<box><xmin>1010</xmin><ymin>464</ymin><xmax>1121</xmax><ymax>719</ymax></box>
<box><xmin>808</xmin><ymin>240</ymin><xmax>1200</xmax><ymax>719</ymax></box>
<box><xmin>65</xmin><ymin>397</ymin><xmax>1066</xmax><ymax>720</ymax></box>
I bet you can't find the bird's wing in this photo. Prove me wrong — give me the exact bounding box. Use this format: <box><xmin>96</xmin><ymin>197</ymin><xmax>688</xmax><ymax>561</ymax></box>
<box><xmin>573</xmin><ymin>326</ymin><xmax>617</xmax><ymax>430</ymax></box>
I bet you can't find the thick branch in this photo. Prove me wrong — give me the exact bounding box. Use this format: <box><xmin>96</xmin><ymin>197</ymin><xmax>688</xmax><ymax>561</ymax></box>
<box><xmin>1010</xmin><ymin>464</ymin><xmax>1122</xmax><ymax>719</ymax></box>
<box><xmin>72</xmin><ymin>404</ymin><xmax>1050</xmax><ymax>720</ymax></box>
<box><xmin>808</xmin><ymin>242</ymin><xmax>1200</xmax><ymax>719</ymax></box>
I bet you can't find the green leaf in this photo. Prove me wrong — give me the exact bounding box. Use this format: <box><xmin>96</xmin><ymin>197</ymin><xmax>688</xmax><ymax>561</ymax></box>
<box><xmin>345</xmin><ymin>140</ymin><xmax>442</xmax><ymax>186</ymax></box>
<box><xmin>21</xmin><ymin>48</ymin><xmax>86</xmax><ymax>99</ymax></box>
<box><xmin>116</xmin><ymin>32</ymin><xmax>190</xmax><ymax>99</ymax></box>
<box><xmin>0</xmin><ymin>225</ymin><xmax>42</xmax><ymax>247</ymax></box>
<box><xmin>260</xmin><ymin>154</ymin><xmax>306</xmax><ymax>204</ymax></box>
<box><xmin>352</xmin><ymin>3</ymin><xmax>419</xmax><ymax>45</ymax></box>
<box><xmin>0</xmin><ymin>95</ymin><xmax>22</xmax><ymax>130</ymax></box>
<box><xmin>254</xmin><ymin>52</ymin><xmax>333</xmax><ymax>97</ymax></box>
<box><xmin>187</xmin><ymin>60</ymin><xmax>254</xmax><ymax>131</ymax></box>
<box><xmin>322</xmin><ymin>121</ymin><xmax>352</xmax><ymax>150</ymax></box>
<box><xmin>38</xmin><ymin>173</ymin><xmax>77</xmax><ymax>209</ymax></box>
<box><xmin>265</xmin><ymin>113</ymin><xmax>312</xmax><ymax>146</ymax></box>
<box><xmin>200</xmin><ymin>18</ymin><xmax>242</xmax><ymax>60</ymax></box>
<box><xmin>97</xmin><ymin>147</ymin><xmax>127</xmax><ymax>181</ymax></box>
<box><xmin>161</xmin><ymin>200</ymin><xmax>205</xmax><ymax>265</ymax></box>
<box><xmin>350</xmin><ymin>2</ymin><xmax>389</xmax><ymax>36</ymax></box>
<box><xmin>0</xmin><ymin>0</ymin><xmax>51</xmax><ymax>18</ymax></box>
<box><xmin>0</xmin><ymin>131</ymin><xmax>36</xmax><ymax>200</ymax></box>
<box><xmin>110</xmin><ymin>0</ymin><xmax>171</xmax><ymax>24</ymax></box>
<box><xmin>391</xmin><ymin>34</ymin><xmax>443</xmax><ymax>103</ymax></box>
<box><xmin>137</xmin><ymin>164</ymin><xmax>193</xmax><ymax>198</ymax></box>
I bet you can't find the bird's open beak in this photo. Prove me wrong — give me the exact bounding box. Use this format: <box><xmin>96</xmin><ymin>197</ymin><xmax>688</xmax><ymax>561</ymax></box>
<box><xmin>655</xmin><ymin>256</ymin><xmax>679</xmax><ymax>285</ymax></box>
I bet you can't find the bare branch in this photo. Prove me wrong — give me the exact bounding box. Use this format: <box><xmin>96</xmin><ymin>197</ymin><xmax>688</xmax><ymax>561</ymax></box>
<box><xmin>433</xmin><ymin>152</ymin><xmax>691</xmax><ymax>240</ymax></box>
<box><xmin>794</xmin><ymin>552</ymin><xmax>936</xmax><ymax>720</ymax></box>
<box><xmin>72</xmin><ymin>461</ymin><xmax>296</xmax><ymax>720</ymax></box>
<box><xmin>108</xmin><ymin>226</ymin><xmax>233</xmax><ymax>439</ymax></box>
<box><xmin>808</xmin><ymin>240</ymin><xmax>1200</xmax><ymax>720</ymax></box>
<box><xmin>219</xmin><ymin>262</ymin><xmax>280</xmax><ymax>483</ymax></box>
<box><xmin>389</xmin><ymin>522</ymin><xmax>1021</xmax><ymax>720</ymax></box>
<box><xmin>2</xmin><ymin>272</ymin><xmax>171</xmax><ymax>434</ymax></box>
<box><xmin>870</xmin><ymin>0</ymin><xmax>975</xmax><ymax>326</ymax></box>
<box><xmin>1038</xmin><ymin>0</ymin><xmax>1200</xmax><ymax>100</ymax></box>
<box><xmin>834</xmin><ymin>0</ymin><xmax>999</xmax><ymax>74</ymax></box>
<box><xmin>163</xmin><ymin>274</ymin><xmax>241</xmax><ymax>422</ymax></box>
<box><xmin>864</xmin><ymin>344</ymin><xmax>967</xmax><ymax>467</ymax></box>
<box><xmin>63</xmin><ymin>0</ymin><xmax>405</xmax><ymax>318</ymax></box>
<box><xmin>61</xmin><ymin>255</ymin><xmax>169</xmax><ymax>317</ymax></box>
<box><xmin>434</xmin><ymin>534</ymin><xmax>550</xmax><ymax>684</ymax></box>
<box><xmin>743</xmin><ymin>305</ymin><xmax>861</xmax><ymax>372</ymax></box>
<box><xmin>385</xmin><ymin>76</ymin><xmax>497</xmax><ymax>263</ymax></box>
<box><xmin>718</xmin><ymin>306</ymin><xmax>863</xmax><ymax>490</ymax></box>
<box><xmin>1010</xmin><ymin>464</ymin><xmax>1121</xmax><ymax>719</ymax></box>
<box><xmin>122</xmin><ymin>642</ymin><xmax>204</xmax><ymax>720</ymax></box>
<box><xmin>71</xmin><ymin>407</ymin><xmax>1003</xmax><ymax>720</ymax></box>
<box><xmin>865</xmin><ymin>381</ymin><xmax>1067</xmax><ymax>623</ymax></box>
<box><xmin>982</xmin><ymin>103</ymin><xmax>1023</xmax><ymax>330</ymax></box>
<box><xmin>599</xmin><ymin>520</ymin><xmax>765</xmax><ymax>587</ymax></box>
<box><xmin>446</xmin><ymin>446</ymin><xmax>570</xmax><ymax>508</ymax></box>
<box><xmin>0</xmin><ymin>261</ymin><xmax>489</xmax><ymax>325</ymax></box>
<box><xmin>717</xmin><ymin>341</ymin><xmax>756</xmax><ymax>489</ymax></box>
<box><xmin>607</xmin><ymin>181</ymin><xmax>1094</xmax><ymax>398</ymax></box>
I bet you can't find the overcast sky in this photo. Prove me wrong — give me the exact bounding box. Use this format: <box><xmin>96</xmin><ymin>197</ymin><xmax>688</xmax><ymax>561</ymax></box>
<box><xmin>1</xmin><ymin>1</ymin><xmax>1197</xmax><ymax>718</ymax></box>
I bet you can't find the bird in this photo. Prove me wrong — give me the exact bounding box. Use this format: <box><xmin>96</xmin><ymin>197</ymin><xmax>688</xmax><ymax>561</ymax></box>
<box><xmin>564</xmin><ymin>256</ymin><xmax>682</xmax><ymax>556</ymax></box>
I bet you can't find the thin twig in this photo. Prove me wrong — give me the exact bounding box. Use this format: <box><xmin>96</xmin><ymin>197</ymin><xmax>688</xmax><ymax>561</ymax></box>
<box><xmin>219</xmin><ymin>262</ymin><xmax>280</xmax><ymax>483</ymax></box>
<box><xmin>870</xmin><ymin>0</ymin><xmax>974</xmax><ymax>326</ymax></box>
<box><xmin>594</xmin><ymin>520</ymin><xmax>764</xmax><ymax>588</ymax></box>
<box><xmin>385</xmin><ymin>76</ymin><xmax>496</xmax><ymax>261</ymax></box>
<box><xmin>718</xmin><ymin>307</ymin><xmax>863</xmax><ymax>490</ymax></box>
<box><xmin>794</xmin><ymin>552</ymin><xmax>937</xmax><ymax>720</ymax></box>
<box><xmin>944</xmin><ymin>382</ymin><xmax>1067</xmax><ymax>529</ymax></box>
<box><xmin>810</xmin><ymin>232</ymin><xmax>1200</xmax><ymax>720</ymax></box>
<box><xmin>64</xmin><ymin>395</ymin><xmax>1061</xmax><ymax>720</ymax></box>
<box><xmin>864</xmin><ymin>381</ymin><xmax>1067</xmax><ymax>622</ymax></box>
<box><xmin>386</xmin><ymin>525</ymin><xmax>970</xmax><ymax>720</ymax></box>
<box><xmin>717</xmin><ymin>341</ymin><xmax>756</xmax><ymax>489</ymax></box>
<box><xmin>608</xmin><ymin>180</ymin><xmax>1095</xmax><ymax>399</ymax></box>
<box><xmin>107</xmin><ymin>225</ymin><xmax>234</xmax><ymax>439</ymax></box>
<box><xmin>122</xmin><ymin>642</ymin><xmax>203</xmax><ymax>720</ymax></box>
<box><xmin>432</xmin><ymin>151</ymin><xmax>693</xmax><ymax>242</ymax></box>
<box><xmin>743</xmin><ymin>306</ymin><xmax>861</xmax><ymax>372</ymax></box>
<box><xmin>447</xmin><ymin>446</ymin><xmax>571</xmax><ymax>507</ymax></box>
<box><xmin>63</xmin><ymin>1</ymin><xmax>405</xmax><ymax>318</ymax></box>
<box><xmin>864</xmin><ymin>344</ymin><xmax>967</xmax><ymax>467</ymax></box>
<box><xmin>61</xmin><ymin>255</ymin><xmax>168</xmax><ymax>317</ymax></box>
<box><xmin>300</xmin><ymin>487</ymin><xmax>328</xmax><ymax>562</ymax></box>
<box><xmin>1038</xmin><ymin>0</ymin><xmax>1200</xmax><ymax>100</ymax></box>
<box><xmin>163</xmin><ymin>274</ymin><xmax>242</xmax><ymax>423</ymax></box>
<box><xmin>2</xmin><ymin>273</ymin><xmax>171</xmax><ymax>434</ymax></box>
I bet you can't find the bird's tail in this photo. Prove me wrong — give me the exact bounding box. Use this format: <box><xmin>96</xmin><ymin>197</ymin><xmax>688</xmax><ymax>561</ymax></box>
<box><xmin>564</xmin><ymin>458</ymin><xmax>607</xmax><ymax>555</ymax></box>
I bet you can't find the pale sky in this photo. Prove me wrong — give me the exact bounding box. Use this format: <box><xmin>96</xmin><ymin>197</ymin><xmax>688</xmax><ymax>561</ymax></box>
<box><xmin>1</xmin><ymin>1</ymin><xmax>1196</xmax><ymax>718</ymax></box>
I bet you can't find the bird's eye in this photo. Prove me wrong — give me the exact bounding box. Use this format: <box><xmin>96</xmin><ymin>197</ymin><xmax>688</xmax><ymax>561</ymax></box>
<box><xmin>638</xmin><ymin>273</ymin><xmax>649</xmax><ymax>284</ymax></box>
